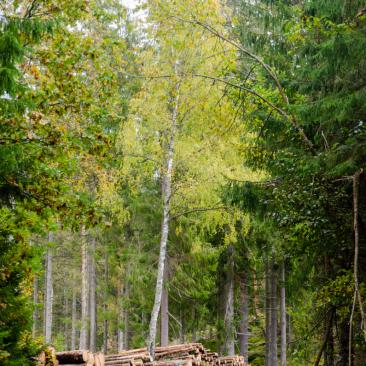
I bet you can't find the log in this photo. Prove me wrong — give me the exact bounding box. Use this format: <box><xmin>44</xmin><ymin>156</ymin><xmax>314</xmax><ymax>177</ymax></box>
<box><xmin>95</xmin><ymin>353</ymin><xmax>105</xmax><ymax>366</ymax></box>
<box><xmin>56</xmin><ymin>350</ymin><xmax>91</xmax><ymax>364</ymax></box>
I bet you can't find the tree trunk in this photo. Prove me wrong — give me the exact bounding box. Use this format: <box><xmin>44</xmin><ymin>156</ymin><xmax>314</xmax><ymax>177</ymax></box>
<box><xmin>325</xmin><ymin>314</ymin><xmax>334</xmax><ymax>366</ymax></box>
<box><xmin>224</xmin><ymin>245</ymin><xmax>235</xmax><ymax>356</ymax></box>
<box><xmin>79</xmin><ymin>225</ymin><xmax>89</xmax><ymax>350</ymax></box>
<box><xmin>89</xmin><ymin>236</ymin><xmax>97</xmax><ymax>352</ymax></box>
<box><xmin>265</xmin><ymin>255</ymin><xmax>271</xmax><ymax>366</ymax></box>
<box><xmin>160</xmin><ymin>261</ymin><xmax>169</xmax><ymax>347</ymax></box>
<box><xmin>64</xmin><ymin>288</ymin><xmax>69</xmax><ymax>350</ymax></box>
<box><xmin>124</xmin><ymin>280</ymin><xmax>129</xmax><ymax>350</ymax></box>
<box><xmin>103</xmin><ymin>249</ymin><xmax>109</xmax><ymax>354</ymax></box>
<box><xmin>280</xmin><ymin>262</ymin><xmax>286</xmax><ymax>366</ymax></box>
<box><xmin>252</xmin><ymin>269</ymin><xmax>260</xmax><ymax>319</ymax></box>
<box><xmin>314</xmin><ymin>310</ymin><xmax>334</xmax><ymax>366</ymax></box>
<box><xmin>71</xmin><ymin>284</ymin><xmax>77</xmax><ymax>350</ymax></box>
<box><xmin>270</xmin><ymin>259</ymin><xmax>278</xmax><ymax>366</ymax></box>
<box><xmin>339</xmin><ymin>317</ymin><xmax>349</xmax><ymax>366</ymax></box>
<box><xmin>147</xmin><ymin>73</ymin><xmax>180</xmax><ymax>359</ymax></box>
<box><xmin>349</xmin><ymin>170</ymin><xmax>366</xmax><ymax>365</ymax></box>
<box><xmin>32</xmin><ymin>275</ymin><xmax>38</xmax><ymax>338</ymax></box>
<box><xmin>44</xmin><ymin>232</ymin><xmax>53</xmax><ymax>344</ymax></box>
<box><xmin>239</xmin><ymin>270</ymin><xmax>249</xmax><ymax>363</ymax></box>
<box><xmin>117</xmin><ymin>282</ymin><xmax>125</xmax><ymax>353</ymax></box>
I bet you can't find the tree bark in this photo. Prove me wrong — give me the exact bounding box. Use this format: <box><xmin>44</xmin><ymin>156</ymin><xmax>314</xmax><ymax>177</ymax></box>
<box><xmin>325</xmin><ymin>315</ymin><xmax>334</xmax><ymax>366</ymax></box>
<box><xmin>103</xmin><ymin>249</ymin><xmax>109</xmax><ymax>354</ymax></box>
<box><xmin>160</xmin><ymin>260</ymin><xmax>169</xmax><ymax>347</ymax></box>
<box><xmin>349</xmin><ymin>169</ymin><xmax>366</xmax><ymax>365</ymax></box>
<box><xmin>32</xmin><ymin>275</ymin><xmax>38</xmax><ymax>338</ymax></box>
<box><xmin>89</xmin><ymin>235</ymin><xmax>97</xmax><ymax>352</ymax></box>
<box><xmin>79</xmin><ymin>225</ymin><xmax>89</xmax><ymax>350</ymax></box>
<box><xmin>64</xmin><ymin>288</ymin><xmax>69</xmax><ymax>350</ymax></box>
<box><xmin>252</xmin><ymin>269</ymin><xmax>260</xmax><ymax>319</ymax></box>
<box><xmin>124</xmin><ymin>280</ymin><xmax>129</xmax><ymax>350</ymax></box>
<box><xmin>270</xmin><ymin>259</ymin><xmax>278</xmax><ymax>366</ymax></box>
<box><xmin>117</xmin><ymin>282</ymin><xmax>125</xmax><ymax>353</ymax></box>
<box><xmin>314</xmin><ymin>310</ymin><xmax>334</xmax><ymax>366</ymax></box>
<box><xmin>224</xmin><ymin>245</ymin><xmax>235</xmax><ymax>356</ymax></box>
<box><xmin>239</xmin><ymin>270</ymin><xmax>249</xmax><ymax>363</ymax></box>
<box><xmin>280</xmin><ymin>262</ymin><xmax>286</xmax><ymax>366</ymax></box>
<box><xmin>56</xmin><ymin>350</ymin><xmax>93</xmax><ymax>364</ymax></box>
<box><xmin>265</xmin><ymin>255</ymin><xmax>271</xmax><ymax>366</ymax></box>
<box><xmin>71</xmin><ymin>284</ymin><xmax>77</xmax><ymax>350</ymax></box>
<box><xmin>44</xmin><ymin>232</ymin><xmax>54</xmax><ymax>344</ymax></box>
<box><xmin>147</xmin><ymin>71</ymin><xmax>180</xmax><ymax>359</ymax></box>
<box><xmin>339</xmin><ymin>317</ymin><xmax>349</xmax><ymax>366</ymax></box>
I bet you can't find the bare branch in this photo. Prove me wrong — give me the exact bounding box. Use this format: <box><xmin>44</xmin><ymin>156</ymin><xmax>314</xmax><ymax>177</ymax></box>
<box><xmin>170</xmin><ymin>205</ymin><xmax>228</xmax><ymax>220</ymax></box>
<box><xmin>170</xmin><ymin>15</ymin><xmax>315</xmax><ymax>153</ymax></box>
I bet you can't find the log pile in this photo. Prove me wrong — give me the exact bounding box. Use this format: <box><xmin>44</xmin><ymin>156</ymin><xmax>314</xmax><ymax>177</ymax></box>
<box><xmin>217</xmin><ymin>356</ymin><xmax>246</xmax><ymax>366</ymax></box>
<box><xmin>41</xmin><ymin>343</ymin><xmax>248</xmax><ymax>366</ymax></box>
<box><xmin>201</xmin><ymin>352</ymin><xmax>219</xmax><ymax>366</ymax></box>
<box><xmin>104</xmin><ymin>348</ymin><xmax>152</xmax><ymax>366</ymax></box>
<box><xmin>105</xmin><ymin>343</ymin><xmax>205</xmax><ymax>366</ymax></box>
<box><xmin>105</xmin><ymin>343</ymin><xmax>247</xmax><ymax>366</ymax></box>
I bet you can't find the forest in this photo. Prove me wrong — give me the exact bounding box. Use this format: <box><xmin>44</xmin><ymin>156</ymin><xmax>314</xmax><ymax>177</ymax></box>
<box><xmin>1</xmin><ymin>1</ymin><xmax>366</xmax><ymax>366</ymax></box>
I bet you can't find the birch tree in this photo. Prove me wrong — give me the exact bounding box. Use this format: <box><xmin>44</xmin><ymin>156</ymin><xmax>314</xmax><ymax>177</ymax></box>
<box><xmin>119</xmin><ymin>0</ymin><xmax>253</xmax><ymax>357</ymax></box>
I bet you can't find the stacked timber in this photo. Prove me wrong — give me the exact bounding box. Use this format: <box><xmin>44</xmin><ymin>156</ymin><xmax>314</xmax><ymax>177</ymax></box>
<box><xmin>105</xmin><ymin>349</ymin><xmax>152</xmax><ymax>366</ymax></box>
<box><xmin>106</xmin><ymin>343</ymin><xmax>207</xmax><ymax>366</ymax></box>
<box><xmin>154</xmin><ymin>343</ymin><xmax>205</xmax><ymax>365</ymax></box>
<box><xmin>52</xmin><ymin>343</ymin><xmax>247</xmax><ymax>366</ymax></box>
<box><xmin>217</xmin><ymin>355</ymin><xmax>246</xmax><ymax>366</ymax></box>
<box><xmin>201</xmin><ymin>352</ymin><xmax>219</xmax><ymax>366</ymax></box>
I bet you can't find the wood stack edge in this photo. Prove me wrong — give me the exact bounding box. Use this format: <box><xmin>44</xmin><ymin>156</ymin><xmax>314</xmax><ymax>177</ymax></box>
<box><xmin>37</xmin><ymin>344</ymin><xmax>248</xmax><ymax>366</ymax></box>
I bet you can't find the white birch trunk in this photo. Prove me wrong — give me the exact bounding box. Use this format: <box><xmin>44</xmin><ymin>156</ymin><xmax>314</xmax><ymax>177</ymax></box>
<box><xmin>280</xmin><ymin>262</ymin><xmax>287</xmax><ymax>366</ymax></box>
<box><xmin>44</xmin><ymin>232</ymin><xmax>53</xmax><ymax>344</ymax></box>
<box><xmin>79</xmin><ymin>225</ymin><xmax>89</xmax><ymax>349</ymax></box>
<box><xmin>147</xmin><ymin>72</ymin><xmax>180</xmax><ymax>359</ymax></box>
<box><xmin>71</xmin><ymin>284</ymin><xmax>77</xmax><ymax>350</ymax></box>
<box><xmin>89</xmin><ymin>236</ymin><xmax>97</xmax><ymax>352</ymax></box>
<box><xmin>117</xmin><ymin>329</ymin><xmax>124</xmax><ymax>353</ymax></box>
<box><xmin>160</xmin><ymin>261</ymin><xmax>169</xmax><ymax>347</ymax></box>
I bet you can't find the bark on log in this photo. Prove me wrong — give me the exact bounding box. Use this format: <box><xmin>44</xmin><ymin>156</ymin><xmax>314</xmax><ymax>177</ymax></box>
<box><xmin>56</xmin><ymin>350</ymin><xmax>91</xmax><ymax>364</ymax></box>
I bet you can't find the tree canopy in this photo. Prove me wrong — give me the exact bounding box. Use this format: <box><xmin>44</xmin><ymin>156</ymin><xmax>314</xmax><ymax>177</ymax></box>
<box><xmin>1</xmin><ymin>1</ymin><xmax>365</xmax><ymax>366</ymax></box>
